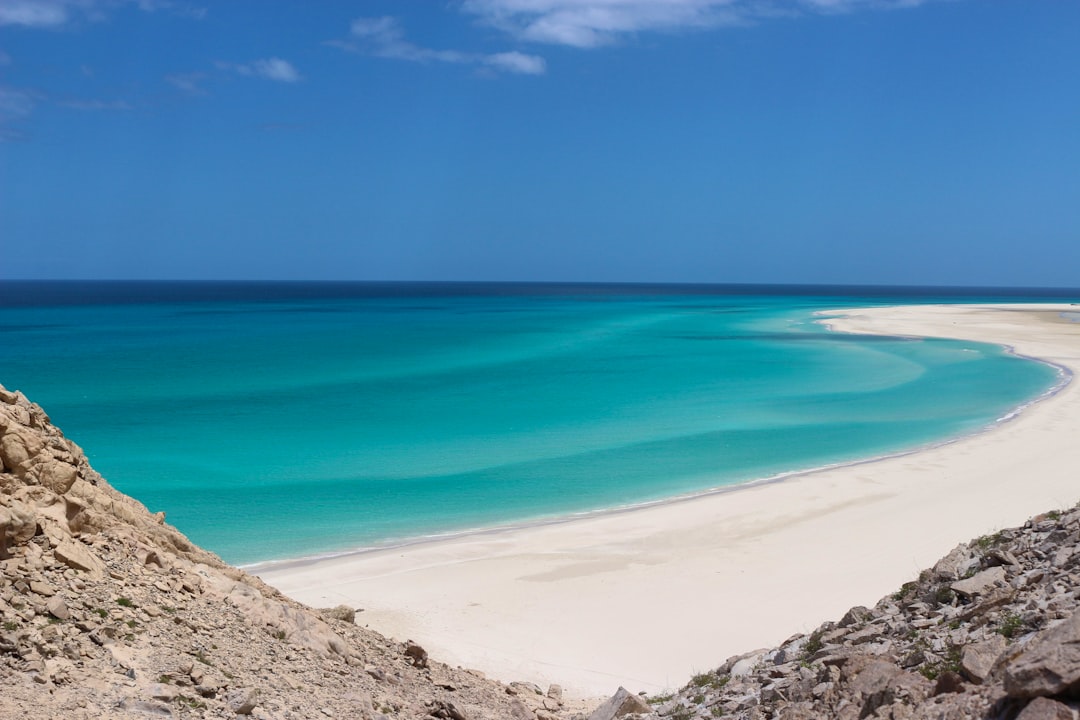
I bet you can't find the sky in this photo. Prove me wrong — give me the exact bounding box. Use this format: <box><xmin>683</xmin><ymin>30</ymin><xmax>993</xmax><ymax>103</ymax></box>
<box><xmin>1</xmin><ymin>0</ymin><xmax>1078</xmax><ymax>287</ymax></box>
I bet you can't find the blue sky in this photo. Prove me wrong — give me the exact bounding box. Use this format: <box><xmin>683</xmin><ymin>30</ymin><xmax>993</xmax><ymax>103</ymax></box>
<box><xmin>1</xmin><ymin>1</ymin><xmax>1078</xmax><ymax>286</ymax></box>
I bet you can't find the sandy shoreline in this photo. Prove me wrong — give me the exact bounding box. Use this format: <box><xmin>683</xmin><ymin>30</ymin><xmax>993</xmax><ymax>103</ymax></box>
<box><xmin>257</xmin><ymin>303</ymin><xmax>1080</xmax><ymax>700</ymax></box>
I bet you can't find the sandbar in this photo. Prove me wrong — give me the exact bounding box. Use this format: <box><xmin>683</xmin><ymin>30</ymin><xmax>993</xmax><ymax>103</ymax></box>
<box><xmin>257</xmin><ymin>303</ymin><xmax>1080</xmax><ymax>700</ymax></box>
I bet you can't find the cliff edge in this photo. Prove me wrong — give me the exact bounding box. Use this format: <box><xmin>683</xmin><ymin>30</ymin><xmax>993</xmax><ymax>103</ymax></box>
<box><xmin>0</xmin><ymin>383</ymin><xmax>582</xmax><ymax>720</ymax></box>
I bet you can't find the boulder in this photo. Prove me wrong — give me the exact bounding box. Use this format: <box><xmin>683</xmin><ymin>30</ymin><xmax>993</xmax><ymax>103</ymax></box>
<box><xmin>29</xmin><ymin>580</ymin><xmax>56</xmax><ymax>597</ymax></box>
<box><xmin>1005</xmin><ymin>611</ymin><xmax>1080</xmax><ymax>698</ymax></box>
<box><xmin>405</xmin><ymin>641</ymin><xmax>429</xmax><ymax>669</ymax></box>
<box><xmin>933</xmin><ymin>671</ymin><xmax>966</xmax><ymax>696</ymax></box>
<box><xmin>588</xmin><ymin>687</ymin><xmax>651</xmax><ymax>720</ymax></box>
<box><xmin>838</xmin><ymin>606</ymin><xmax>872</xmax><ymax>628</ymax></box>
<box><xmin>0</xmin><ymin>500</ymin><xmax>37</xmax><ymax>558</ymax></box>
<box><xmin>45</xmin><ymin>597</ymin><xmax>70</xmax><ymax>621</ymax></box>
<box><xmin>427</xmin><ymin>699</ymin><xmax>467</xmax><ymax>720</ymax></box>
<box><xmin>54</xmin><ymin>538</ymin><xmax>106</xmax><ymax>578</ymax></box>
<box><xmin>36</xmin><ymin>458</ymin><xmax>78</xmax><ymax>495</ymax></box>
<box><xmin>960</xmin><ymin>634</ymin><xmax>1007</xmax><ymax>684</ymax></box>
<box><xmin>0</xmin><ymin>423</ymin><xmax>45</xmax><ymax>476</ymax></box>
<box><xmin>226</xmin><ymin>687</ymin><xmax>260</xmax><ymax>715</ymax></box>
<box><xmin>1016</xmin><ymin>697</ymin><xmax>1076</xmax><ymax>720</ymax></box>
<box><xmin>951</xmin><ymin>566</ymin><xmax>1008</xmax><ymax>599</ymax></box>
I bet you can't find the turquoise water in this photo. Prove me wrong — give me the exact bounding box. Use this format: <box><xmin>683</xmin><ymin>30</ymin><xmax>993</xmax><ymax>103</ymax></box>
<box><xmin>0</xmin><ymin>283</ymin><xmax>1065</xmax><ymax>565</ymax></box>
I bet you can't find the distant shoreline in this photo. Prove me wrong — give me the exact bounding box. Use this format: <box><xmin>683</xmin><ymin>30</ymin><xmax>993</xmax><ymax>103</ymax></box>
<box><xmin>258</xmin><ymin>303</ymin><xmax>1080</xmax><ymax>699</ymax></box>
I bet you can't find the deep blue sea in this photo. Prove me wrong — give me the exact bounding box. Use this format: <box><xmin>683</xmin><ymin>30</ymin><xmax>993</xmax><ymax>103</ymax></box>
<box><xmin>0</xmin><ymin>282</ymin><xmax>1073</xmax><ymax>565</ymax></box>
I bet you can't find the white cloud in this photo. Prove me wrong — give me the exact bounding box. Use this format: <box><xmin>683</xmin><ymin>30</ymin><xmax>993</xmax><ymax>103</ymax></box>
<box><xmin>339</xmin><ymin>16</ymin><xmax>470</xmax><ymax>64</ymax></box>
<box><xmin>249</xmin><ymin>58</ymin><xmax>302</xmax><ymax>83</ymax></box>
<box><xmin>218</xmin><ymin>58</ymin><xmax>302</xmax><ymax>83</ymax></box>
<box><xmin>485</xmin><ymin>51</ymin><xmax>547</xmax><ymax>75</ymax></box>
<box><xmin>166</xmin><ymin>72</ymin><xmax>206</xmax><ymax>94</ymax></box>
<box><xmin>0</xmin><ymin>1</ymin><xmax>68</xmax><ymax>27</ymax></box>
<box><xmin>332</xmin><ymin>16</ymin><xmax>546</xmax><ymax>76</ymax></box>
<box><xmin>0</xmin><ymin>0</ymin><xmax>205</xmax><ymax>28</ymax></box>
<box><xmin>461</xmin><ymin>0</ymin><xmax>935</xmax><ymax>47</ymax></box>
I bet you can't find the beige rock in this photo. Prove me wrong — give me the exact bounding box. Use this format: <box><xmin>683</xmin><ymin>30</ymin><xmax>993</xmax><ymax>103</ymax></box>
<box><xmin>53</xmin><ymin>539</ymin><xmax>106</xmax><ymax>578</ymax></box>
<box><xmin>960</xmin><ymin>634</ymin><xmax>1007</xmax><ymax>684</ymax></box>
<box><xmin>36</xmin><ymin>458</ymin><xmax>78</xmax><ymax>495</ymax></box>
<box><xmin>1005</xmin><ymin>611</ymin><xmax>1080</xmax><ymax>698</ymax></box>
<box><xmin>587</xmin><ymin>687</ymin><xmax>650</xmax><ymax>720</ymax></box>
<box><xmin>227</xmin><ymin>687</ymin><xmax>260</xmax><ymax>715</ymax></box>
<box><xmin>29</xmin><ymin>580</ymin><xmax>56</xmax><ymax>597</ymax></box>
<box><xmin>0</xmin><ymin>423</ymin><xmax>45</xmax><ymax>476</ymax></box>
<box><xmin>45</xmin><ymin>597</ymin><xmax>70</xmax><ymax>621</ymax></box>
<box><xmin>405</xmin><ymin>640</ymin><xmax>429</xmax><ymax>669</ymax></box>
<box><xmin>951</xmin><ymin>566</ymin><xmax>1008</xmax><ymax>598</ymax></box>
<box><xmin>933</xmin><ymin>545</ymin><xmax>977</xmax><ymax>580</ymax></box>
<box><xmin>1016</xmin><ymin>697</ymin><xmax>1076</xmax><ymax>720</ymax></box>
<box><xmin>0</xmin><ymin>500</ymin><xmax>37</xmax><ymax>558</ymax></box>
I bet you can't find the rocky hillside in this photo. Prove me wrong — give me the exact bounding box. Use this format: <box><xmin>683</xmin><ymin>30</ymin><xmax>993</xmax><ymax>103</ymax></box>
<box><xmin>7</xmin><ymin>379</ymin><xmax>1080</xmax><ymax>720</ymax></box>
<box><xmin>0</xmin><ymin>383</ymin><xmax>586</xmax><ymax>720</ymax></box>
<box><xmin>632</xmin><ymin>505</ymin><xmax>1080</xmax><ymax>719</ymax></box>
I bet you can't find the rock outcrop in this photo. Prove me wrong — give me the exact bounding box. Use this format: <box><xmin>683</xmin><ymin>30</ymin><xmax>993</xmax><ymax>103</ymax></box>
<box><xmin>611</xmin><ymin>506</ymin><xmax>1080</xmax><ymax>719</ymax></box>
<box><xmin>0</xmin><ymin>384</ymin><xmax>585</xmax><ymax>719</ymax></box>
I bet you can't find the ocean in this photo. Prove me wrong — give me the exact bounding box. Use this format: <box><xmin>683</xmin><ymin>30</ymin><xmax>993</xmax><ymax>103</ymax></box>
<box><xmin>0</xmin><ymin>282</ymin><xmax>1071</xmax><ymax>565</ymax></box>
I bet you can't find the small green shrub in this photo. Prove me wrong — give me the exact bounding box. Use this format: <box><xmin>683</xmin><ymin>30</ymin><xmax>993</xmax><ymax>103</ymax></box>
<box><xmin>919</xmin><ymin>644</ymin><xmax>962</xmax><ymax>680</ymax></box>
<box><xmin>689</xmin><ymin>671</ymin><xmax>728</xmax><ymax>690</ymax></box>
<box><xmin>177</xmin><ymin>696</ymin><xmax>206</xmax><ymax>710</ymax></box>
<box><xmin>935</xmin><ymin>586</ymin><xmax>956</xmax><ymax>605</ymax></box>
<box><xmin>975</xmin><ymin>531</ymin><xmax>1007</xmax><ymax>551</ymax></box>
<box><xmin>802</xmin><ymin>629</ymin><xmax>825</xmax><ymax>657</ymax></box>
<box><xmin>998</xmin><ymin>612</ymin><xmax>1024</xmax><ymax>639</ymax></box>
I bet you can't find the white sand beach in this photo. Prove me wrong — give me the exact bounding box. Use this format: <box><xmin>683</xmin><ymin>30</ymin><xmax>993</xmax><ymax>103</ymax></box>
<box><xmin>257</xmin><ymin>304</ymin><xmax>1080</xmax><ymax>701</ymax></box>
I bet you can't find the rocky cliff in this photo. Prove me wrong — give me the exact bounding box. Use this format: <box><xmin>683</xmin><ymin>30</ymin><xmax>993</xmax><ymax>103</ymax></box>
<box><xmin>0</xmin><ymin>384</ymin><xmax>583</xmax><ymax>720</ymax></box>
<box><xmin>627</xmin><ymin>505</ymin><xmax>1080</xmax><ymax>719</ymax></box>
